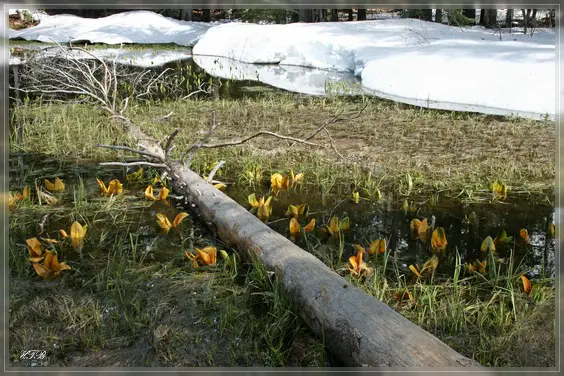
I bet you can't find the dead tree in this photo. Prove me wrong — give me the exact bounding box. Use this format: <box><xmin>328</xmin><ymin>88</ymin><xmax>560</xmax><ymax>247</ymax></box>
<box><xmin>11</xmin><ymin>44</ymin><xmax>485</xmax><ymax>369</ymax></box>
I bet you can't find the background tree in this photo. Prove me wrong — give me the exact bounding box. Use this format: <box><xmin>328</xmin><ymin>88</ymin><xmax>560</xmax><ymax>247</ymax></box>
<box><xmin>505</xmin><ymin>9</ymin><xmax>513</xmax><ymax>27</ymax></box>
<box><xmin>435</xmin><ymin>9</ymin><xmax>443</xmax><ymax>23</ymax></box>
<box><xmin>358</xmin><ymin>9</ymin><xmax>366</xmax><ymax>21</ymax></box>
<box><xmin>462</xmin><ymin>9</ymin><xmax>476</xmax><ymax>25</ymax></box>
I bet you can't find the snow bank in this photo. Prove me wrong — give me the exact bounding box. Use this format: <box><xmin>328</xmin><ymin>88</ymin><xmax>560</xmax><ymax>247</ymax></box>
<box><xmin>9</xmin><ymin>10</ymin><xmax>213</xmax><ymax>46</ymax></box>
<box><xmin>193</xmin><ymin>18</ymin><xmax>555</xmax><ymax>119</ymax></box>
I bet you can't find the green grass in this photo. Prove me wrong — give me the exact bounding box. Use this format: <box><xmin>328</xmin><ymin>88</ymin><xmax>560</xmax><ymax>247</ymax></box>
<box><xmin>10</xmin><ymin>93</ymin><xmax>555</xmax><ymax>202</ymax></box>
<box><xmin>8</xmin><ymin>164</ymin><xmax>330</xmax><ymax>367</ymax></box>
<box><xmin>339</xmin><ymin>246</ymin><xmax>555</xmax><ymax>367</ymax></box>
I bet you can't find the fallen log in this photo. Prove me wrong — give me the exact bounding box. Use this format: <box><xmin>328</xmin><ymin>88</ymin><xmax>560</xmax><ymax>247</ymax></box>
<box><xmin>168</xmin><ymin>162</ymin><xmax>482</xmax><ymax>368</ymax></box>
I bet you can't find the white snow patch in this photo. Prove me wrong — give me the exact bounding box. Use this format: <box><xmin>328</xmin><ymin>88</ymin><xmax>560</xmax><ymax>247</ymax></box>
<box><xmin>193</xmin><ymin>18</ymin><xmax>555</xmax><ymax>119</ymax></box>
<box><xmin>9</xmin><ymin>10</ymin><xmax>213</xmax><ymax>46</ymax></box>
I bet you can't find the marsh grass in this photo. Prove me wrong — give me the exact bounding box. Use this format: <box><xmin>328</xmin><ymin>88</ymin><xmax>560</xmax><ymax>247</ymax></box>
<box><xmin>10</xmin><ymin>92</ymin><xmax>554</xmax><ymax>202</ymax></box>
<box><xmin>9</xmin><ymin>160</ymin><xmax>329</xmax><ymax>367</ymax></box>
<box><xmin>341</xmin><ymin>246</ymin><xmax>556</xmax><ymax>367</ymax></box>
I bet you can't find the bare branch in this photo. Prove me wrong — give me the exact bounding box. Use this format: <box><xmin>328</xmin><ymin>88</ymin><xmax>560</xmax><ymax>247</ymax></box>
<box><xmin>99</xmin><ymin>161</ymin><xmax>168</xmax><ymax>168</ymax></box>
<box><xmin>200</xmin><ymin>131</ymin><xmax>319</xmax><ymax>149</ymax></box>
<box><xmin>96</xmin><ymin>144</ymin><xmax>165</xmax><ymax>161</ymax></box>
<box><xmin>163</xmin><ymin>128</ymin><xmax>181</xmax><ymax>157</ymax></box>
<box><xmin>182</xmin><ymin>111</ymin><xmax>218</xmax><ymax>168</ymax></box>
<box><xmin>206</xmin><ymin>160</ymin><xmax>225</xmax><ymax>183</ymax></box>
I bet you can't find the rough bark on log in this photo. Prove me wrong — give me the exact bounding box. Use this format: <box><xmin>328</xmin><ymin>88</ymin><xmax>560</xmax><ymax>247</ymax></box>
<box><xmin>167</xmin><ymin>162</ymin><xmax>482</xmax><ymax>368</ymax></box>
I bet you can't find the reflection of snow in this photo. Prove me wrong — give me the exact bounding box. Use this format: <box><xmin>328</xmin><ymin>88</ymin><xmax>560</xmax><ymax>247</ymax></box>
<box><xmin>12</xmin><ymin>47</ymin><xmax>192</xmax><ymax>68</ymax></box>
<box><xmin>193</xmin><ymin>55</ymin><xmax>361</xmax><ymax>96</ymax></box>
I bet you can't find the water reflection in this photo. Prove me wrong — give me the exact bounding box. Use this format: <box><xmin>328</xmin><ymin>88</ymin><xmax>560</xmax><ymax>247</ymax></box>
<box><xmin>193</xmin><ymin>55</ymin><xmax>363</xmax><ymax>96</ymax></box>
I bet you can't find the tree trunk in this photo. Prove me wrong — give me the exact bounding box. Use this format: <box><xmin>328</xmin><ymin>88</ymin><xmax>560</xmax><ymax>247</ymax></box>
<box><xmin>505</xmin><ymin>9</ymin><xmax>513</xmax><ymax>27</ymax></box>
<box><xmin>290</xmin><ymin>9</ymin><xmax>299</xmax><ymax>23</ymax></box>
<box><xmin>348</xmin><ymin>9</ymin><xmax>354</xmax><ymax>21</ymax></box>
<box><xmin>358</xmin><ymin>9</ymin><xmax>366</xmax><ymax>21</ymax></box>
<box><xmin>181</xmin><ymin>9</ymin><xmax>192</xmax><ymax>21</ymax></box>
<box><xmin>522</xmin><ymin>9</ymin><xmax>528</xmax><ymax>34</ymax></box>
<box><xmin>483</xmin><ymin>9</ymin><xmax>497</xmax><ymax>28</ymax></box>
<box><xmin>435</xmin><ymin>9</ymin><xmax>443</xmax><ymax>23</ymax></box>
<box><xmin>299</xmin><ymin>9</ymin><xmax>314</xmax><ymax>23</ymax></box>
<box><xmin>202</xmin><ymin>9</ymin><xmax>211</xmax><ymax>22</ymax></box>
<box><xmin>331</xmin><ymin>9</ymin><xmax>338</xmax><ymax>21</ymax></box>
<box><xmin>531</xmin><ymin>9</ymin><xmax>538</xmax><ymax>28</ymax></box>
<box><xmin>479</xmin><ymin>9</ymin><xmax>485</xmax><ymax>26</ymax></box>
<box><xmin>462</xmin><ymin>9</ymin><xmax>476</xmax><ymax>25</ymax></box>
<box><xmin>420</xmin><ymin>9</ymin><xmax>433</xmax><ymax>21</ymax></box>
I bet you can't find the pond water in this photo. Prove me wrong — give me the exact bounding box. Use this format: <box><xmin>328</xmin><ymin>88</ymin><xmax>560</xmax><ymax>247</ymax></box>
<box><xmin>9</xmin><ymin>155</ymin><xmax>556</xmax><ymax>281</ymax></box>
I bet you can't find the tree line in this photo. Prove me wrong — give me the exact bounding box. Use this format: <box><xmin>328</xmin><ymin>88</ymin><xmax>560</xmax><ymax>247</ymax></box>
<box><xmin>42</xmin><ymin>9</ymin><xmax>557</xmax><ymax>29</ymax></box>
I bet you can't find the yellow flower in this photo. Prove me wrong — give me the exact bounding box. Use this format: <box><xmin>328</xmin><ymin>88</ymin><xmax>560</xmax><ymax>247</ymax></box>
<box><xmin>289</xmin><ymin>217</ymin><xmax>314</xmax><ymax>238</ymax></box>
<box><xmin>520</xmin><ymin>228</ymin><xmax>529</xmax><ymax>243</ymax></box>
<box><xmin>60</xmin><ymin>221</ymin><xmax>88</xmax><ymax>251</ymax></box>
<box><xmin>475</xmin><ymin>259</ymin><xmax>487</xmax><ymax>274</ymax></box>
<box><xmin>352</xmin><ymin>191</ymin><xmax>360</xmax><ymax>204</ymax></box>
<box><xmin>26</xmin><ymin>237</ymin><xmax>44</xmax><ymax>263</ymax></box>
<box><xmin>257</xmin><ymin>196</ymin><xmax>273</xmax><ymax>222</ymax></box>
<box><xmin>303</xmin><ymin>218</ymin><xmax>316</xmax><ymax>233</ymax></box>
<box><xmin>126</xmin><ymin>168</ymin><xmax>144</xmax><ymax>182</ymax></box>
<box><xmin>521</xmin><ymin>275</ymin><xmax>532</xmax><ymax>295</ymax></box>
<box><xmin>145</xmin><ymin>185</ymin><xmax>169</xmax><ymax>201</ymax></box>
<box><xmin>289</xmin><ymin>217</ymin><xmax>301</xmax><ymax>237</ymax></box>
<box><xmin>33</xmin><ymin>250</ymin><xmax>71</xmax><ymax>279</ymax></box>
<box><xmin>285</xmin><ymin>204</ymin><xmax>309</xmax><ymax>218</ymax></box>
<box><xmin>213</xmin><ymin>183</ymin><xmax>227</xmax><ymax>191</ymax></box>
<box><xmin>196</xmin><ymin>246</ymin><xmax>217</xmax><ymax>266</ymax></box>
<box><xmin>323</xmin><ymin>216</ymin><xmax>350</xmax><ymax>236</ymax></box>
<box><xmin>369</xmin><ymin>239</ymin><xmax>386</xmax><ymax>255</ymax></box>
<box><xmin>480</xmin><ymin>236</ymin><xmax>496</xmax><ymax>253</ymax></box>
<box><xmin>347</xmin><ymin>249</ymin><xmax>369</xmax><ymax>277</ymax></box>
<box><xmin>549</xmin><ymin>223</ymin><xmax>555</xmax><ymax>238</ymax></box>
<box><xmin>431</xmin><ymin>227</ymin><xmax>447</xmax><ymax>252</ymax></box>
<box><xmin>97</xmin><ymin>178</ymin><xmax>123</xmax><ymax>196</ymax></box>
<box><xmin>409</xmin><ymin>255</ymin><xmax>439</xmax><ymax>278</ymax></box>
<box><xmin>289</xmin><ymin>169</ymin><xmax>304</xmax><ymax>188</ymax></box>
<box><xmin>492</xmin><ymin>181</ymin><xmax>508</xmax><ymax>200</ymax></box>
<box><xmin>44</xmin><ymin>177</ymin><xmax>65</xmax><ymax>192</ymax></box>
<box><xmin>270</xmin><ymin>173</ymin><xmax>289</xmax><ymax>196</ymax></box>
<box><xmin>185</xmin><ymin>251</ymin><xmax>199</xmax><ymax>268</ymax></box>
<box><xmin>156</xmin><ymin>212</ymin><xmax>189</xmax><ymax>233</ymax></box>
<box><xmin>248</xmin><ymin>193</ymin><xmax>272</xmax><ymax>222</ymax></box>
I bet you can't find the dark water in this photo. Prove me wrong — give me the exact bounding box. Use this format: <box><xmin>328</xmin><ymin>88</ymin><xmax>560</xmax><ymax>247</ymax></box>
<box><xmin>9</xmin><ymin>155</ymin><xmax>556</xmax><ymax>281</ymax></box>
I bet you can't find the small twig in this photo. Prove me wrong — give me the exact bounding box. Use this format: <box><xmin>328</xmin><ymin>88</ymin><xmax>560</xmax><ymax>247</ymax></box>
<box><xmin>96</xmin><ymin>144</ymin><xmax>164</xmax><ymax>162</ymax></box>
<box><xmin>119</xmin><ymin>97</ymin><xmax>129</xmax><ymax>115</ymax></box>
<box><xmin>200</xmin><ymin>131</ymin><xmax>319</xmax><ymax>150</ymax></box>
<box><xmin>206</xmin><ymin>160</ymin><xmax>225</xmax><ymax>183</ymax></box>
<box><xmin>182</xmin><ymin>111</ymin><xmax>218</xmax><ymax>168</ymax></box>
<box><xmin>163</xmin><ymin>128</ymin><xmax>180</xmax><ymax>157</ymax></box>
<box><xmin>99</xmin><ymin>162</ymin><xmax>168</xmax><ymax>168</ymax></box>
<box><xmin>323</xmin><ymin>128</ymin><xmax>346</xmax><ymax>160</ymax></box>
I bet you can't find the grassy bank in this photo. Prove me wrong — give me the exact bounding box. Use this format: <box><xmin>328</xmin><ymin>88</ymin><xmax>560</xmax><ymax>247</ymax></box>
<box><xmin>10</xmin><ymin>94</ymin><xmax>555</xmax><ymax>202</ymax></box>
